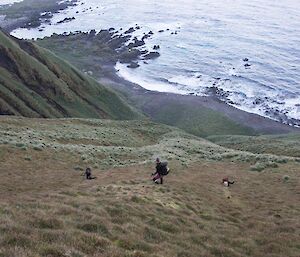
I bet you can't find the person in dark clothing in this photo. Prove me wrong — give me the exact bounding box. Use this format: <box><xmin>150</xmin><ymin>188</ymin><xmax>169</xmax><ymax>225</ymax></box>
<box><xmin>152</xmin><ymin>158</ymin><xmax>169</xmax><ymax>184</ymax></box>
<box><xmin>85</xmin><ymin>167</ymin><xmax>95</xmax><ymax>180</ymax></box>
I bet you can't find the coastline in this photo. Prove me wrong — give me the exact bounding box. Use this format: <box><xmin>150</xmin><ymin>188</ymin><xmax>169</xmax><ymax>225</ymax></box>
<box><xmin>1</xmin><ymin>0</ymin><xmax>299</xmax><ymax>135</ymax></box>
<box><xmin>0</xmin><ymin>0</ymin><xmax>78</xmax><ymax>32</ymax></box>
<box><xmin>97</xmin><ymin>63</ymin><xmax>299</xmax><ymax>135</ymax></box>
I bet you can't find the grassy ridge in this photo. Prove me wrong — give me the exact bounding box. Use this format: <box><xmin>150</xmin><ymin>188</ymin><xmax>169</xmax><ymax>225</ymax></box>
<box><xmin>208</xmin><ymin>133</ymin><xmax>300</xmax><ymax>157</ymax></box>
<box><xmin>0</xmin><ymin>30</ymin><xmax>141</xmax><ymax>119</ymax></box>
<box><xmin>0</xmin><ymin>117</ymin><xmax>299</xmax><ymax>257</ymax></box>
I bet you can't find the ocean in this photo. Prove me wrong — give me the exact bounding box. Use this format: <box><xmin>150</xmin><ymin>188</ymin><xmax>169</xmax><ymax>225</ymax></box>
<box><xmin>6</xmin><ymin>0</ymin><xmax>300</xmax><ymax>124</ymax></box>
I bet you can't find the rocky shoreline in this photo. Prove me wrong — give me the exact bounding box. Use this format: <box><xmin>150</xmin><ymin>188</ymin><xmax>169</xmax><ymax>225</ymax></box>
<box><xmin>20</xmin><ymin>28</ymin><xmax>300</xmax><ymax>133</ymax></box>
<box><xmin>0</xmin><ymin>0</ymin><xmax>78</xmax><ymax>32</ymax></box>
<box><xmin>0</xmin><ymin>0</ymin><xmax>299</xmax><ymax>133</ymax></box>
<box><xmin>36</xmin><ymin>27</ymin><xmax>162</xmax><ymax>73</ymax></box>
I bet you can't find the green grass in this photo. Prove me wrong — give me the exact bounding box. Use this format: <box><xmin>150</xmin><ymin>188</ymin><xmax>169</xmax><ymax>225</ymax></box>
<box><xmin>208</xmin><ymin>133</ymin><xmax>300</xmax><ymax>157</ymax></box>
<box><xmin>0</xmin><ymin>30</ymin><xmax>142</xmax><ymax>120</ymax></box>
<box><xmin>0</xmin><ymin>116</ymin><xmax>299</xmax><ymax>257</ymax></box>
<box><xmin>150</xmin><ymin>102</ymin><xmax>255</xmax><ymax>137</ymax></box>
<box><xmin>1</xmin><ymin>116</ymin><xmax>293</xmax><ymax>170</ymax></box>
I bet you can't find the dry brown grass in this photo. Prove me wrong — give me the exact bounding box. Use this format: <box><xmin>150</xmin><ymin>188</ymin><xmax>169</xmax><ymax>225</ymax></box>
<box><xmin>0</xmin><ymin>148</ymin><xmax>299</xmax><ymax>257</ymax></box>
<box><xmin>0</xmin><ymin>117</ymin><xmax>299</xmax><ymax>257</ymax></box>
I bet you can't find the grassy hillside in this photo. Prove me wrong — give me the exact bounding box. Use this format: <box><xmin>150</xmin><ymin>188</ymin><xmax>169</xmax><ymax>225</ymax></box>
<box><xmin>208</xmin><ymin>133</ymin><xmax>300</xmax><ymax>157</ymax></box>
<box><xmin>139</xmin><ymin>100</ymin><xmax>255</xmax><ymax>137</ymax></box>
<box><xmin>0</xmin><ymin>116</ymin><xmax>300</xmax><ymax>257</ymax></box>
<box><xmin>0</xmin><ymin>30</ymin><xmax>141</xmax><ymax>119</ymax></box>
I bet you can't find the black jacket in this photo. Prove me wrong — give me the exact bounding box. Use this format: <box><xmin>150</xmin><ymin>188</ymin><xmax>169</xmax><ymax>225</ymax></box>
<box><xmin>156</xmin><ymin>162</ymin><xmax>168</xmax><ymax>175</ymax></box>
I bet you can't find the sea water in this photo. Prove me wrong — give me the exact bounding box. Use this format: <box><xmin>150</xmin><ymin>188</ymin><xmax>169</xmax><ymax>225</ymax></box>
<box><xmin>0</xmin><ymin>0</ymin><xmax>23</xmax><ymax>5</ymax></box>
<box><xmin>7</xmin><ymin>0</ymin><xmax>300</xmax><ymax>124</ymax></box>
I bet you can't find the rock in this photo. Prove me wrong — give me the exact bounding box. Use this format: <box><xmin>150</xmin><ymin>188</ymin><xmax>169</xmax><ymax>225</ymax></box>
<box><xmin>109</xmin><ymin>27</ymin><xmax>115</xmax><ymax>32</ymax></box>
<box><xmin>143</xmin><ymin>51</ymin><xmax>160</xmax><ymax>60</ymax></box>
<box><xmin>57</xmin><ymin>17</ymin><xmax>75</xmax><ymax>24</ymax></box>
<box><xmin>89</xmin><ymin>29</ymin><xmax>96</xmax><ymax>37</ymax></box>
<box><xmin>136</xmin><ymin>26</ymin><xmax>141</xmax><ymax>30</ymax></box>
<box><xmin>127</xmin><ymin>62</ymin><xmax>140</xmax><ymax>69</ymax></box>
<box><xmin>253</xmin><ymin>98</ymin><xmax>263</xmax><ymax>105</ymax></box>
<box><xmin>128</xmin><ymin>37</ymin><xmax>145</xmax><ymax>48</ymax></box>
<box><xmin>95</xmin><ymin>30</ymin><xmax>112</xmax><ymax>42</ymax></box>
<box><xmin>108</xmin><ymin>35</ymin><xmax>131</xmax><ymax>49</ymax></box>
<box><xmin>119</xmin><ymin>49</ymin><xmax>142</xmax><ymax>63</ymax></box>
<box><xmin>41</xmin><ymin>12</ymin><xmax>53</xmax><ymax>19</ymax></box>
<box><xmin>243</xmin><ymin>58</ymin><xmax>249</xmax><ymax>62</ymax></box>
<box><xmin>142</xmin><ymin>34</ymin><xmax>150</xmax><ymax>41</ymax></box>
<box><xmin>124</xmin><ymin>27</ymin><xmax>135</xmax><ymax>34</ymax></box>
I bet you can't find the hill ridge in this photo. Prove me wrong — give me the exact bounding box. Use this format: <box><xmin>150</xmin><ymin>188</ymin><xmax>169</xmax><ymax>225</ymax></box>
<box><xmin>0</xmin><ymin>29</ymin><xmax>141</xmax><ymax>120</ymax></box>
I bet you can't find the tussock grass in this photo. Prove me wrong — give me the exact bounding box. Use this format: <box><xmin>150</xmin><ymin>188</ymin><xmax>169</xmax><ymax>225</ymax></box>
<box><xmin>208</xmin><ymin>134</ymin><xmax>300</xmax><ymax>157</ymax></box>
<box><xmin>0</xmin><ymin>117</ymin><xmax>299</xmax><ymax>257</ymax></box>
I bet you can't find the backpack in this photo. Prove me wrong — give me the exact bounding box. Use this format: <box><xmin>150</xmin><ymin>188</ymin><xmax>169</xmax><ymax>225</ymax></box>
<box><xmin>160</xmin><ymin>161</ymin><xmax>169</xmax><ymax>176</ymax></box>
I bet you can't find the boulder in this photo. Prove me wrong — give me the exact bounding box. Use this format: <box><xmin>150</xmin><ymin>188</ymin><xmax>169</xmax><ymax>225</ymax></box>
<box><xmin>57</xmin><ymin>17</ymin><xmax>75</xmax><ymax>24</ymax></box>
<box><xmin>128</xmin><ymin>37</ymin><xmax>145</xmax><ymax>48</ymax></box>
<box><xmin>127</xmin><ymin>62</ymin><xmax>140</xmax><ymax>69</ymax></box>
<box><xmin>143</xmin><ymin>51</ymin><xmax>160</xmax><ymax>60</ymax></box>
<box><xmin>124</xmin><ymin>27</ymin><xmax>135</xmax><ymax>34</ymax></box>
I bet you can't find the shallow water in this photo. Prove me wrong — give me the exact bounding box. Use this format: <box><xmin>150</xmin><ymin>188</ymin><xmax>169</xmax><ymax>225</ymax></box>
<box><xmin>7</xmin><ymin>0</ymin><xmax>300</xmax><ymax>124</ymax></box>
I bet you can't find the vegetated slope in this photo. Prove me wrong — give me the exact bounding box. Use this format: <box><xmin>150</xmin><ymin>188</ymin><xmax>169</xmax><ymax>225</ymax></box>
<box><xmin>137</xmin><ymin>96</ymin><xmax>255</xmax><ymax>137</ymax></box>
<box><xmin>208</xmin><ymin>133</ymin><xmax>300</xmax><ymax>157</ymax></box>
<box><xmin>0</xmin><ymin>116</ymin><xmax>300</xmax><ymax>257</ymax></box>
<box><xmin>0</xmin><ymin>30</ymin><xmax>141</xmax><ymax>119</ymax></box>
<box><xmin>35</xmin><ymin>33</ymin><xmax>299</xmax><ymax>137</ymax></box>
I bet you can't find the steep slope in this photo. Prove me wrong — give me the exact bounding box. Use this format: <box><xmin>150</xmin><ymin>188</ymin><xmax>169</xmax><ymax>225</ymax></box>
<box><xmin>0</xmin><ymin>116</ymin><xmax>299</xmax><ymax>257</ymax></box>
<box><xmin>0</xmin><ymin>30</ymin><xmax>141</xmax><ymax>119</ymax></box>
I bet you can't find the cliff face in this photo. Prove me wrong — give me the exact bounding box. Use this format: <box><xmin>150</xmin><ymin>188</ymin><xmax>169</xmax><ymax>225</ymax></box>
<box><xmin>0</xmin><ymin>30</ymin><xmax>141</xmax><ymax>120</ymax></box>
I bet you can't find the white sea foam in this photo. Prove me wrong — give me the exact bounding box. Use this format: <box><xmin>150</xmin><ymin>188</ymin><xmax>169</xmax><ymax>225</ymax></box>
<box><xmin>115</xmin><ymin>62</ymin><xmax>184</xmax><ymax>94</ymax></box>
<box><xmin>8</xmin><ymin>0</ymin><xmax>300</xmax><ymax>124</ymax></box>
<box><xmin>0</xmin><ymin>0</ymin><xmax>23</xmax><ymax>5</ymax></box>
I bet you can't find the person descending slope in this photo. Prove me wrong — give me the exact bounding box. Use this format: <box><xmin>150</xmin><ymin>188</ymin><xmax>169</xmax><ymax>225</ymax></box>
<box><xmin>222</xmin><ymin>177</ymin><xmax>235</xmax><ymax>187</ymax></box>
<box><xmin>152</xmin><ymin>157</ymin><xmax>170</xmax><ymax>184</ymax></box>
<box><xmin>84</xmin><ymin>167</ymin><xmax>96</xmax><ymax>180</ymax></box>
